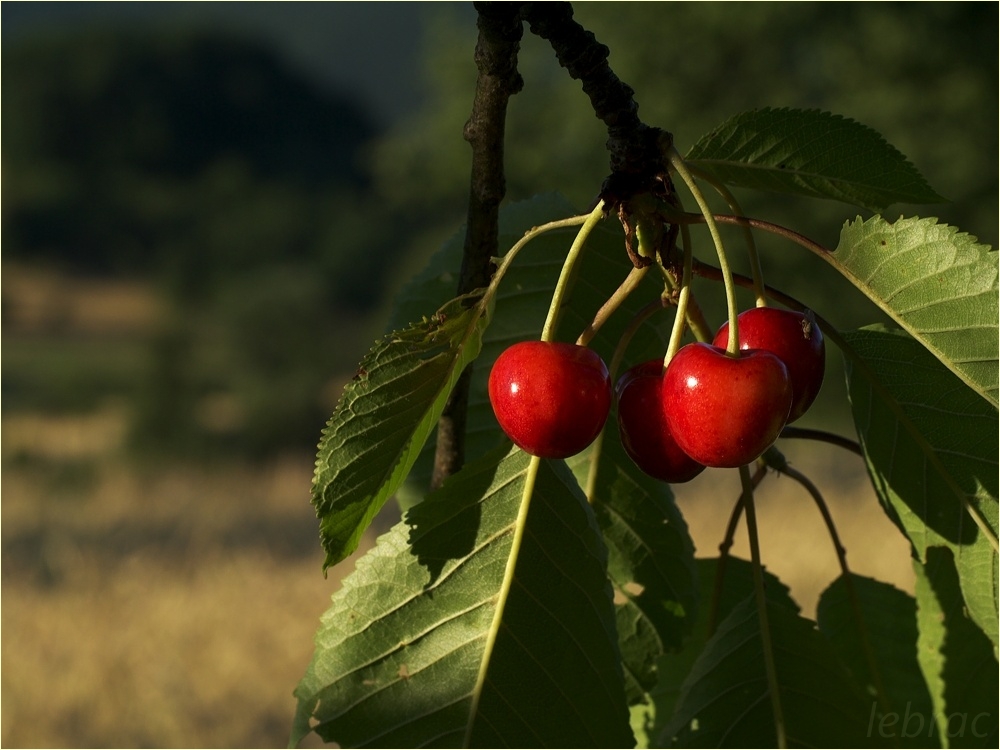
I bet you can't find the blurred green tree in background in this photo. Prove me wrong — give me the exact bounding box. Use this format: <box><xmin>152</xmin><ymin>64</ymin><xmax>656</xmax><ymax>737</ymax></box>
<box><xmin>3</xmin><ymin>27</ymin><xmax>401</xmax><ymax>456</ymax></box>
<box><xmin>2</xmin><ymin>2</ymin><xmax>995</xmax><ymax>459</ymax></box>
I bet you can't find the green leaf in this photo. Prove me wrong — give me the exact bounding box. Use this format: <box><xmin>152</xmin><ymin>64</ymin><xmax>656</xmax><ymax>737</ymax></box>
<box><xmin>685</xmin><ymin>107</ymin><xmax>944</xmax><ymax>210</ymax></box>
<box><xmin>312</xmin><ymin>292</ymin><xmax>490</xmax><ymax>569</ymax></box>
<box><xmin>914</xmin><ymin>548</ymin><xmax>999</xmax><ymax>749</ymax></box>
<box><xmin>844</xmin><ymin>325</ymin><xmax>999</xmax><ymax>651</ymax></box>
<box><xmin>832</xmin><ymin>215</ymin><xmax>998</xmax><ymax>406</ymax></box>
<box><xmin>588</xmin><ymin>424</ymin><xmax>698</xmax><ymax>704</ymax></box>
<box><xmin>817</xmin><ymin>574</ymin><xmax>936</xmax><ymax>747</ymax></box>
<box><xmin>292</xmin><ymin>445</ymin><xmax>633</xmax><ymax>748</ymax></box>
<box><xmin>660</xmin><ymin>591</ymin><xmax>875</xmax><ymax>747</ymax></box>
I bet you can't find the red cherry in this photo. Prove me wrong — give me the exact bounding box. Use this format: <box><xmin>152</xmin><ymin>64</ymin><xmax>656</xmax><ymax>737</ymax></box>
<box><xmin>488</xmin><ymin>340</ymin><xmax>612</xmax><ymax>459</ymax></box>
<box><xmin>714</xmin><ymin>307</ymin><xmax>825</xmax><ymax>422</ymax></box>
<box><xmin>662</xmin><ymin>343</ymin><xmax>793</xmax><ymax>468</ymax></box>
<box><xmin>616</xmin><ymin>360</ymin><xmax>705</xmax><ymax>483</ymax></box>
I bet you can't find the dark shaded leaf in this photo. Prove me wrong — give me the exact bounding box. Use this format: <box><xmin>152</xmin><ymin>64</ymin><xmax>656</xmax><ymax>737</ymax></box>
<box><xmin>645</xmin><ymin>557</ymin><xmax>798</xmax><ymax>748</ymax></box>
<box><xmin>914</xmin><ymin>548</ymin><xmax>999</xmax><ymax>749</ymax></box>
<box><xmin>817</xmin><ymin>574</ymin><xmax>936</xmax><ymax>747</ymax></box>
<box><xmin>662</xmin><ymin>593</ymin><xmax>874</xmax><ymax>748</ymax></box>
<box><xmin>589</xmin><ymin>425</ymin><xmax>698</xmax><ymax>703</ymax></box>
<box><xmin>686</xmin><ymin>107</ymin><xmax>944</xmax><ymax>210</ymax></box>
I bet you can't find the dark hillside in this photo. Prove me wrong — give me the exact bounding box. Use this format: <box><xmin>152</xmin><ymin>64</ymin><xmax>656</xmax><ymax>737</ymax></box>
<box><xmin>3</xmin><ymin>29</ymin><xmax>376</xmax><ymax>275</ymax></box>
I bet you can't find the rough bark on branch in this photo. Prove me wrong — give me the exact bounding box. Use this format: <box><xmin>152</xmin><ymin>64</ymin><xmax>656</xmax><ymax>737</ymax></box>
<box><xmin>431</xmin><ymin>2</ymin><xmax>524</xmax><ymax>491</ymax></box>
<box><xmin>520</xmin><ymin>1</ymin><xmax>673</xmax><ymax>196</ymax></box>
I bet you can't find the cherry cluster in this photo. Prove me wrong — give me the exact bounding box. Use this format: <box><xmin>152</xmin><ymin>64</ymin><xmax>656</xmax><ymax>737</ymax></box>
<box><xmin>488</xmin><ymin>307</ymin><xmax>824</xmax><ymax>481</ymax></box>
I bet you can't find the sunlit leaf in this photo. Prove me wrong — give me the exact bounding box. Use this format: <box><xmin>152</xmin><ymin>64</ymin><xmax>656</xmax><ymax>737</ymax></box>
<box><xmin>686</xmin><ymin>107</ymin><xmax>944</xmax><ymax>210</ymax></box>
<box><xmin>312</xmin><ymin>291</ymin><xmax>490</xmax><ymax>568</ymax></box>
<box><xmin>833</xmin><ymin>215</ymin><xmax>998</xmax><ymax>406</ymax></box>
<box><xmin>292</xmin><ymin>445</ymin><xmax>633</xmax><ymax>748</ymax></box>
<box><xmin>844</xmin><ymin>325</ymin><xmax>999</xmax><ymax>650</ymax></box>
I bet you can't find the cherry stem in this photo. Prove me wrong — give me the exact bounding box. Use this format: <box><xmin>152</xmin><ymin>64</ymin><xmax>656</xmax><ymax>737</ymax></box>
<box><xmin>707</xmin><ymin>462</ymin><xmax>767</xmax><ymax>637</ymax></box>
<box><xmin>687</xmin><ymin>164</ymin><xmax>767</xmax><ymax>308</ymax></box>
<box><xmin>672</xmin><ymin>210</ymin><xmax>832</xmax><ymax>258</ymax></box>
<box><xmin>663</xmin><ymin>228</ymin><xmax>694</xmax><ymax>367</ymax></box>
<box><xmin>467</xmin><ymin>211</ymin><xmax>593</xmax><ymax>346</ymax></box>
<box><xmin>668</xmin><ymin>148</ymin><xmax>740</xmax><ymax>355</ymax></box>
<box><xmin>492</xmin><ymin>213</ymin><xmax>592</xmax><ymax>283</ymax></box>
<box><xmin>541</xmin><ymin>200</ymin><xmax>607</xmax><ymax>343</ymax></box>
<box><xmin>692</xmin><ymin>257</ymin><xmax>827</xmax><ymax>332</ymax></box>
<box><xmin>607</xmin><ymin>298</ymin><xmax>667</xmax><ymax>383</ymax></box>
<box><xmin>576</xmin><ymin>265</ymin><xmax>649</xmax><ymax>347</ymax></box>
<box><xmin>778</xmin><ymin>426</ymin><xmax>863</xmax><ymax>456</ymax></box>
<box><xmin>738</xmin><ymin>463</ymin><xmax>787</xmax><ymax>748</ymax></box>
<box><xmin>659</xmin><ymin>220</ymin><xmax>714</xmax><ymax>344</ymax></box>
<box><xmin>585</xmin><ymin>295</ymin><xmax>666</xmax><ymax>504</ymax></box>
<box><xmin>773</xmin><ymin>461</ymin><xmax>895</xmax><ymax>724</ymax></box>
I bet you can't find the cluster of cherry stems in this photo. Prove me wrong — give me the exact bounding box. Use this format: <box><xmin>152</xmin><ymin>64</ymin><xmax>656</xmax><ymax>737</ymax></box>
<box><xmin>488</xmin><ymin>151</ymin><xmax>826</xmax><ymax>483</ymax></box>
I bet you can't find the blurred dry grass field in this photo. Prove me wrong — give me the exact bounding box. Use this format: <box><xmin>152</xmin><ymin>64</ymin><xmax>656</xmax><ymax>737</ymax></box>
<box><xmin>1</xmin><ymin>419</ymin><xmax>377</xmax><ymax>748</ymax></box>
<box><xmin>1</xmin><ymin>266</ymin><xmax>915</xmax><ymax>748</ymax></box>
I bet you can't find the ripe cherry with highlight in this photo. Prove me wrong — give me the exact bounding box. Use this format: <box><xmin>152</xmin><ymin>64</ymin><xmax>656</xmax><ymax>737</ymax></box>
<box><xmin>714</xmin><ymin>307</ymin><xmax>825</xmax><ymax>422</ymax></box>
<box><xmin>489</xmin><ymin>340</ymin><xmax>612</xmax><ymax>459</ymax></box>
<box><xmin>662</xmin><ymin>342</ymin><xmax>793</xmax><ymax>468</ymax></box>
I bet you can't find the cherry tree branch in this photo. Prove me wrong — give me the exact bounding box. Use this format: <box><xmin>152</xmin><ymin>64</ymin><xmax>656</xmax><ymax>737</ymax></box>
<box><xmin>431</xmin><ymin>2</ymin><xmax>524</xmax><ymax>490</ymax></box>
<box><xmin>519</xmin><ymin>2</ymin><xmax>673</xmax><ymax>196</ymax></box>
<box><xmin>434</xmin><ymin>3</ymin><xmax>679</xmax><ymax>488</ymax></box>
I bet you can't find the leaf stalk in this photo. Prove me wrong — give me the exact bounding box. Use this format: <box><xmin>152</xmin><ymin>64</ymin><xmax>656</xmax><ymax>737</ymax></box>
<box><xmin>465</xmin><ymin>451</ymin><xmax>543</xmax><ymax>745</ymax></box>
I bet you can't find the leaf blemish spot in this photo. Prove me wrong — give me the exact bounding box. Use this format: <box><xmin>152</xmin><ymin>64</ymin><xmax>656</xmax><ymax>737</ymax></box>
<box><xmin>623</xmin><ymin>581</ymin><xmax>645</xmax><ymax>597</ymax></box>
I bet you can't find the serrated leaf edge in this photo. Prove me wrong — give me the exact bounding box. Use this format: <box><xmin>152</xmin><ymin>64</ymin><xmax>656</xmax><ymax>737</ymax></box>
<box><xmin>830</xmin><ymin>214</ymin><xmax>998</xmax><ymax>407</ymax></box>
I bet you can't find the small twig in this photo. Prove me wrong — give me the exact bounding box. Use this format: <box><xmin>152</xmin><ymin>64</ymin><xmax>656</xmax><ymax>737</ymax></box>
<box><xmin>779</xmin><ymin>426</ymin><xmax>863</xmax><ymax>456</ymax></box>
<box><xmin>670</xmin><ymin>210</ymin><xmax>833</xmax><ymax>258</ymax></box>
<box><xmin>576</xmin><ymin>265</ymin><xmax>649</xmax><ymax>347</ymax></box>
